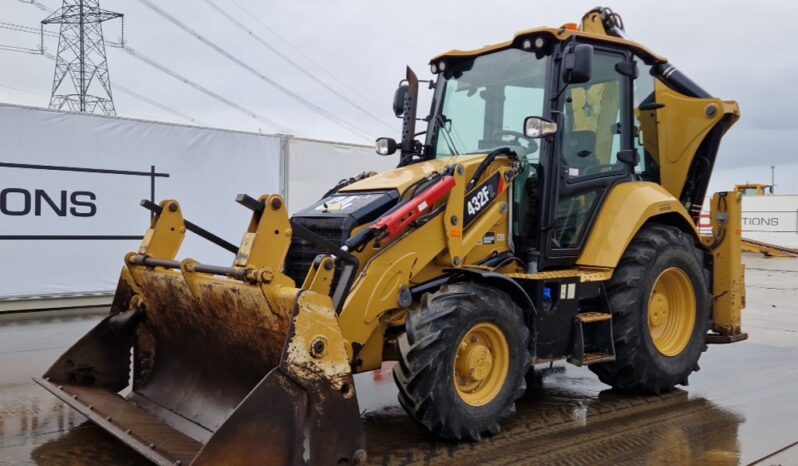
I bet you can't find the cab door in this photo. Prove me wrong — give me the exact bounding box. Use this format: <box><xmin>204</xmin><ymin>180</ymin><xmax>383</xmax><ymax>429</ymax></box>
<box><xmin>541</xmin><ymin>45</ymin><xmax>635</xmax><ymax>268</ymax></box>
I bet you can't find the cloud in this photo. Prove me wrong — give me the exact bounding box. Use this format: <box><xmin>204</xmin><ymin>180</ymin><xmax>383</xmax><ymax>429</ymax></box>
<box><xmin>1</xmin><ymin>0</ymin><xmax>796</xmax><ymax>190</ymax></box>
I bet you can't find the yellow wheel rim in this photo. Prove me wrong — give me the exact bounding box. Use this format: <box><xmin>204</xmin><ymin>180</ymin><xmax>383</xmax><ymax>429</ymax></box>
<box><xmin>648</xmin><ymin>267</ymin><xmax>697</xmax><ymax>357</ymax></box>
<box><xmin>453</xmin><ymin>322</ymin><xmax>509</xmax><ymax>407</ymax></box>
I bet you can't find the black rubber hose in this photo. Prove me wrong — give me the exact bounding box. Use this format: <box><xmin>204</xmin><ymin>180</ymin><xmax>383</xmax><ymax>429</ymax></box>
<box><xmin>467</xmin><ymin>147</ymin><xmax>515</xmax><ymax>191</ymax></box>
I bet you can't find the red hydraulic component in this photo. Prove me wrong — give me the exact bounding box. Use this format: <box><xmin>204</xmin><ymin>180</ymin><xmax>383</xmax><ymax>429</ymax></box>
<box><xmin>371</xmin><ymin>175</ymin><xmax>456</xmax><ymax>240</ymax></box>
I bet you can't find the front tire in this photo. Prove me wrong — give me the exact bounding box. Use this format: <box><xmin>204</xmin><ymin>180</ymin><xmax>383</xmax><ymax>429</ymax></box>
<box><xmin>393</xmin><ymin>284</ymin><xmax>531</xmax><ymax>441</ymax></box>
<box><xmin>589</xmin><ymin>224</ymin><xmax>711</xmax><ymax>393</ymax></box>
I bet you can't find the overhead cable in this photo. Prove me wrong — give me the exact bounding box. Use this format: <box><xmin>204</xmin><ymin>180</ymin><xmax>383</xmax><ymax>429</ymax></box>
<box><xmin>230</xmin><ymin>0</ymin><xmax>385</xmax><ymax>113</ymax></box>
<box><xmin>137</xmin><ymin>0</ymin><xmax>371</xmax><ymax>141</ymax></box>
<box><xmin>42</xmin><ymin>50</ymin><xmax>207</xmax><ymax>126</ymax></box>
<box><xmin>0</xmin><ymin>82</ymin><xmax>47</xmax><ymax>97</ymax></box>
<box><xmin>0</xmin><ymin>42</ymin><xmax>206</xmax><ymax>125</ymax></box>
<box><xmin>203</xmin><ymin>0</ymin><xmax>395</xmax><ymax>131</ymax></box>
<box><xmin>0</xmin><ymin>43</ymin><xmax>42</xmax><ymax>54</ymax></box>
<box><xmin>16</xmin><ymin>0</ymin><xmax>50</xmax><ymax>11</ymax></box>
<box><xmin>113</xmin><ymin>82</ymin><xmax>207</xmax><ymax>126</ymax></box>
<box><xmin>16</xmin><ymin>0</ymin><xmax>295</xmax><ymax>133</ymax></box>
<box><xmin>0</xmin><ymin>20</ymin><xmax>55</xmax><ymax>37</ymax></box>
<box><xmin>122</xmin><ymin>46</ymin><xmax>291</xmax><ymax>133</ymax></box>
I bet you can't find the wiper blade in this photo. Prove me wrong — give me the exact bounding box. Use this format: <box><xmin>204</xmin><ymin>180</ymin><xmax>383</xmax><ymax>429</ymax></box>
<box><xmin>435</xmin><ymin>114</ymin><xmax>459</xmax><ymax>156</ymax></box>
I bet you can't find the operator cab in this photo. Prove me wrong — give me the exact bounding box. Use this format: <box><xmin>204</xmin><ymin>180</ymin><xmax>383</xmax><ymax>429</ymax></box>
<box><xmin>375</xmin><ymin>24</ymin><xmax>669</xmax><ymax>272</ymax></box>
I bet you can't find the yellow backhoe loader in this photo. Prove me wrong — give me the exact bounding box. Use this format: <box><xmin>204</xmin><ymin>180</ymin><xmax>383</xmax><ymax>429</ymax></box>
<box><xmin>36</xmin><ymin>7</ymin><xmax>746</xmax><ymax>465</ymax></box>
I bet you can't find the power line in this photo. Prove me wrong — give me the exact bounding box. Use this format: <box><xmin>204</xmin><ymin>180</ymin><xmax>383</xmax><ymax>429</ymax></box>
<box><xmin>137</xmin><ymin>0</ymin><xmax>371</xmax><ymax>141</ymax></box>
<box><xmin>17</xmin><ymin>0</ymin><xmax>50</xmax><ymax>11</ymax></box>
<box><xmin>13</xmin><ymin>2</ymin><xmax>284</xmax><ymax>131</ymax></box>
<box><xmin>0</xmin><ymin>40</ymin><xmax>205</xmax><ymax>125</ymax></box>
<box><xmin>229</xmin><ymin>0</ymin><xmax>385</xmax><ymax>114</ymax></box>
<box><xmin>13</xmin><ymin>1</ymin><xmax>260</xmax><ymax>128</ymax></box>
<box><xmin>122</xmin><ymin>45</ymin><xmax>291</xmax><ymax>133</ymax></box>
<box><xmin>202</xmin><ymin>0</ymin><xmax>395</xmax><ymax>132</ymax></box>
<box><xmin>0</xmin><ymin>82</ymin><xmax>48</xmax><ymax>98</ymax></box>
<box><xmin>0</xmin><ymin>43</ymin><xmax>42</xmax><ymax>54</ymax></box>
<box><xmin>0</xmin><ymin>20</ymin><xmax>55</xmax><ymax>37</ymax></box>
<box><xmin>113</xmin><ymin>82</ymin><xmax>207</xmax><ymax>125</ymax></box>
<box><xmin>4</xmin><ymin>51</ymin><xmax>201</xmax><ymax>124</ymax></box>
<box><xmin>25</xmin><ymin>0</ymin><xmax>378</xmax><ymax>140</ymax></box>
<box><xmin>0</xmin><ymin>18</ymin><xmax>123</xmax><ymax>47</ymax></box>
<box><xmin>41</xmin><ymin>50</ymin><xmax>207</xmax><ymax>125</ymax></box>
<box><xmin>7</xmin><ymin>3</ymin><xmax>124</xmax><ymax>46</ymax></box>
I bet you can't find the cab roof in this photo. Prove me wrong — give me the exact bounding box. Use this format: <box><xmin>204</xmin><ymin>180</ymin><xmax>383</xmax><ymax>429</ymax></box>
<box><xmin>429</xmin><ymin>26</ymin><xmax>667</xmax><ymax>66</ymax></box>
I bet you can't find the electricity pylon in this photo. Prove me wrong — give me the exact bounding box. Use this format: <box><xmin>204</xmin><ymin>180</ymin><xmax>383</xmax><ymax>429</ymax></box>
<box><xmin>42</xmin><ymin>0</ymin><xmax>123</xmax><ymax>115</ymax></box>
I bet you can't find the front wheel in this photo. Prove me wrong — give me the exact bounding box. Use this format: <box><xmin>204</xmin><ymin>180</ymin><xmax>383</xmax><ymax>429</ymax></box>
<box><xmin>590</xmin><ymin>223</ymin><xmax>711</xmax><ymax>393</ymax></box>
<box><xmin>393</xmin><ymin>284</ymin><xmax>531</xmax><ymax>441</ymax></box>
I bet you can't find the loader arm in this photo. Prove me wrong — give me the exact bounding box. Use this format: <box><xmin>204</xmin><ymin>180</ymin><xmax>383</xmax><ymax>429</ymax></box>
<box><xmin>338</xmin><ymin>152</ymin><xmax>519</xmax><ymax>370</ymax></box>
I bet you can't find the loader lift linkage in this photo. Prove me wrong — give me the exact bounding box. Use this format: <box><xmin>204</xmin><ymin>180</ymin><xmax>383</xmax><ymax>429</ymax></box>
<box><xmin>37</xmin><ymin>7</ymin><xmax>746</xmax><ymax>465</ymax></box>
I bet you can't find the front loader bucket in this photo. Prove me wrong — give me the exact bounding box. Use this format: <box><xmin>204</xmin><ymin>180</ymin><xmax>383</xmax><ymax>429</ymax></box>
<box><xmin>34</xmin><ymin>197</ymin><xmax>366</xmax><ymax>466</ymax></box>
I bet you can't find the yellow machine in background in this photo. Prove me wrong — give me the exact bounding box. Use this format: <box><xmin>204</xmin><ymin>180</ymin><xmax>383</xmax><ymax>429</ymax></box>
<box><xmin>37</xmin><ymin>7</ymin><xmax>746</xmax><ymax>465</ymax></box>
<box><xmin>735</xmin><ymin>183</ymin><xmax>772</xmax><ymax>196</ymax></box>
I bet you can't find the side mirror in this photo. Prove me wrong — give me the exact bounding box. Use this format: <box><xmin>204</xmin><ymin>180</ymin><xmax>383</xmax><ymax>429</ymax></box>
<box><xmin>375</xmin><ymin>137</ymin><xmax>397</xmax><ymax>156</ymax></box>
<box><xmin>524</xmin><ymin>117</ymin><xmax>558</xmax><ymax>138</ymax></box>
<box><xmin>393</xmin><ymin>85</ymin><xmax>409</xmax><ymax>117</ymax></box>
<box><xmin>562</xmin><ymin>44</ymin><xmax>593</xmax><ymax>84</ymax></box>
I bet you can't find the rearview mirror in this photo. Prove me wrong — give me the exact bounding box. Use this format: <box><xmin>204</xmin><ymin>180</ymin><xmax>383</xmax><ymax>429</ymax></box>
<box><xmin>393</xmin><ymin>84</ymin><xmax>409</xmax><ymax>117</ymax></box>
<box><xmin>562</xmin><ymin>44</ymin><xmax>593</xmax><ymax>84</ymax></box>
<box><xmin>524</xmin><ymin>117</ymin><xmax>558</xmax><ymax>138</ymax></box>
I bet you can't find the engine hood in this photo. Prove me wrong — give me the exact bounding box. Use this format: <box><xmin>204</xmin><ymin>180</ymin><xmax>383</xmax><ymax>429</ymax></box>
<box><xmin>339</xmin><ymin>155</ymin><xmax>484</xmax><ymax>193</ymax></box>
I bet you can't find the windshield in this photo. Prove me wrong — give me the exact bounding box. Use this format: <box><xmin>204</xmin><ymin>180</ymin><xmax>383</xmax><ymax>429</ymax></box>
<box><xmin>432</xmin><ymin>48</ymin><xmax>549</xmax><ymax>161</ymax></box>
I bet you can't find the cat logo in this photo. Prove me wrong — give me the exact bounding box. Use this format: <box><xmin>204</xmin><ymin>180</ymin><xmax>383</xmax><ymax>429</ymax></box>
<box><xmin>316</xmin><ymin>195</ymin><xmax>357</xmax><ymax>213</ymax></box>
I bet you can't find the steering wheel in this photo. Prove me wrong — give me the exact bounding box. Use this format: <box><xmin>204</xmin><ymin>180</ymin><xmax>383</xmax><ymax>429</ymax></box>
<box><xmin>489</xmin><ymin>130</ymin><xmax>539</xmax><ymax>155</ymax></box>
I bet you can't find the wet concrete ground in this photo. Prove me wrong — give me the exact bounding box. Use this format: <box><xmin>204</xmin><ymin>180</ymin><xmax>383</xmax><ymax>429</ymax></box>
<box><xmin>1</xmin><ymin>254</ymin><xmax>796</xmax><ymax>465</ymax></box>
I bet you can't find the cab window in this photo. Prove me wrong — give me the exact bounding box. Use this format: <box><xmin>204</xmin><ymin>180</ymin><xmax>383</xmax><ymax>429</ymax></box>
<box><xmin>560</xmin><ymin>50</ymin><xmax>627</xmax><ymax>180</ymax></box>
<box><xmin>633</xmin><ymin>61</ymin><xmax>660</xmax><ymax>182</ymax></box>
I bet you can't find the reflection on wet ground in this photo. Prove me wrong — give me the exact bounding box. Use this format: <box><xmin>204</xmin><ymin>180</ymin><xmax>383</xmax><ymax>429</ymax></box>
<box><xmin>359</xmin><ymin>364</ymin><xmax>747</xmax><ymax>466</ymax></box>
<box><xmin>1</xmin><ymin>255</ymin><xmax>797</xmax><ymax>465</ymax></box>
<box><xmin>0</xmin><ymin>310</ymin><xmax>148</xmax><ymax>466</ymax></box>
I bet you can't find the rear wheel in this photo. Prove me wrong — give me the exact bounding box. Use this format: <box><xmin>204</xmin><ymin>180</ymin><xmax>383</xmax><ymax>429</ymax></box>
<box><xmin>590</xmin><ymin>223</ymin><xmax>711</xmax><ymax>393</ymax></box>
<box><xmin>393</xmin><ymin>283</ymin><xmax>530</xmax><ymax>441</ymax></box>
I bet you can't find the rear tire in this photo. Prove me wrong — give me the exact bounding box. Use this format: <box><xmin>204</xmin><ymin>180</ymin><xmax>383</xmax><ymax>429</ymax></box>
<box><xmin>393</xmin><ymin>283</ymin><xmax>531</xmax><ymax>441</ymax></box>
<box><xmin>589</xmin><ymin>223</ymin><xmax>711</xmax><ymax>393</ymax></box>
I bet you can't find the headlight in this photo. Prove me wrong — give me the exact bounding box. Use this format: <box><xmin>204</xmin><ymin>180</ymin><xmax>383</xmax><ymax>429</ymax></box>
<box><xmin>375</xmin><ymin>137</ymin><xmax>397</xmax><ymax>156</ymax></box>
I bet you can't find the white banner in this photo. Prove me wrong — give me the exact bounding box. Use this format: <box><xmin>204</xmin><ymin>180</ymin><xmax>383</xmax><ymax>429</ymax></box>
<box><xmin>702</xmin><ymin>194</ymin><xmax>798</xmax><ymax>248</ymax></box>
<box><xmin>1</xmin><ymin>163</ymin><xmax>153</xmax><ymax>237</ymax></box>
<box><xmin>0</xmin><ymin>104</ymin><xmax>281</xmax><ymax>298</ymax></box>
<box><xmin>740</xmin><ymin>195</ymin><xmax>798</xmax><ymax>248</ymax></box>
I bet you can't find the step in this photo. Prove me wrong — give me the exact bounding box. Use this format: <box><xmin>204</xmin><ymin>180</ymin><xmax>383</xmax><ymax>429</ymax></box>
<box><xmin>581</xmin><ymin>352</ymin><xmax>616</xmax><ymax>365</ymax></box>
<box><xmin>576</xmin><ymin>312</ymin><xmax>612</xmax><ymax>323</ymax></box>
<box><xmin>569</xmin><ymin>312</ymin><xmax>615</xmax><ymax>367</ymax></box>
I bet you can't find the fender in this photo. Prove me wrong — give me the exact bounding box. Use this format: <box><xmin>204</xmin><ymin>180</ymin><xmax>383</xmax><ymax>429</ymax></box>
<box><xmin>577</xmin><ymin>182</ymin><xmax>698</xmax><ymax>269</ymax></box>
<box><xmin>450</xmin><ymin>268</ymin><xmax>536</xmax><ymax>318</ymax></box>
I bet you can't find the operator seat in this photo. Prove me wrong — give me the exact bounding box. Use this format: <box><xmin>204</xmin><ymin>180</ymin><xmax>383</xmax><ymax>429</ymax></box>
<box><xmin>563</xmin><ymin>130</ymin><xmax>599</xmax><ymax>176</ymax></box>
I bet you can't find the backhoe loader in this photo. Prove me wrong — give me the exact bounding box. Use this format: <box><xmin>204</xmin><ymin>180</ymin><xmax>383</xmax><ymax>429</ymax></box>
<box><xmin>36</xmin><ymin>7</ymin><xmax>746</xmax><ymax>465</ymax></box>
